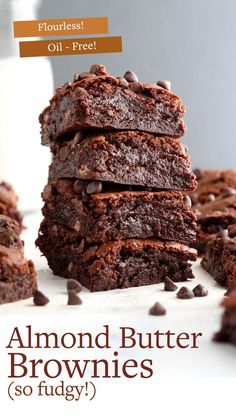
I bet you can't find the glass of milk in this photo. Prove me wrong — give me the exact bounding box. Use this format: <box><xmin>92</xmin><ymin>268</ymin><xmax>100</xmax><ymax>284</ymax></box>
<box><xmin>0</xmin><ymin>0</ymin><xmax>53</xmax><ymax>212</ymax></box>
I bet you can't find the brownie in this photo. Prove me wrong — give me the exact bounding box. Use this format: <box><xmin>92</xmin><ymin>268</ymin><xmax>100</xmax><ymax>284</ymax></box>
<box><xmin>0</xmin><ymin>214</ymin><xmax>36</xmax><ymax>304</ymax></box>
<box><xmin>201</xmin><ymin>224</ymin><xmax>236</xmax><ymax>295</ymax></box>
<box><xmin>0</xmin><ymin>181</ymin><xmax>23</xmax><ymax>228</ymax></box>
<box><xmin>193</xmin><ymin>193</ymin><xmax>236</xmax><ymax>253</ymax></box>
<box><xmin>49</xmin><ymin>131</ymin><xmax>196</xmax><ymax>191</ymax></box>
<box><xmin>36</xmin><ymin>220</ymin><xmax>197</xmax><ymax>292</ymax></box>
<box><xmin>42</xmin><ymin>179</ymin><xmax>196</xmax><ymax>244</ymax></box>
<box><xmin>190</xmin><ymin>169</ymin><xmax>236</xmax><ymax>205</ymax></box>
<box><xmin>39</xmin><ymin>66</ymin><xmax>186</xmax><ymax>145</ymax></box>
<box><xmin>214</xmin><ymin>290</ymin><xmax>236</xmax><ymax>346</ymax></box>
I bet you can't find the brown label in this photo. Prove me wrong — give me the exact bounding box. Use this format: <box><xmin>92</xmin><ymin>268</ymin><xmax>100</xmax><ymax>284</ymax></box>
<box><xmin>19</xmin><ymin>36</ymin><xmax>123</xmax><ymax>58</ymax></box>
<box><xmin>14</xmin><ymin>17</ymin><xmax>108</xmax><ymax>38</ymax></box>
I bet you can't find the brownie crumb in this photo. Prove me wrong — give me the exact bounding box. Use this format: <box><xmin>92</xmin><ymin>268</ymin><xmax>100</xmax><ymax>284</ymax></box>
<box><xmin>33</xmin><ymin>290</ymin><xmax>49</xmax><ymax>306</ymax></box>
<box><xmin>164</xmin><ymin>277</ymin><xmax>178</xmax><ymax>291</ymax></box>
<box><xmin>149</xmin><ymin>302</ymin><xmax>166</xmax><ymax>316</ymax></box>
<box><xmin>68</xmin><ymin>290</ymin><xmax>83</xmax><ymax>305</ymax></box>
<box><xmin>193</xmin><ymin>284</ymin><xmax>208</xmax><ymax>297</ymax></box>
<box><xmin>177</xmin><ymin>286</ymin><xmax>194</xmax><ymax>299</ymax></box>
<box><xmin>67</xmin><ymin>279</ymin><xmax>82</xmax><ymax>293</ymax></box>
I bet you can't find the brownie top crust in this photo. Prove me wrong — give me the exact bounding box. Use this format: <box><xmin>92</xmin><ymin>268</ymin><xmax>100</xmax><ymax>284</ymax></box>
<box><xmin>39</xmin><ymin>65</ymin><xmax>186</xmax><ymax>145</ymax></box>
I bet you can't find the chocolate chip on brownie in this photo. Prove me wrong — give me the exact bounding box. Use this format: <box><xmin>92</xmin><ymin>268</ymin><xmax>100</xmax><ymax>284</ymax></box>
<box><xmin>157</xmin><ymin>80</ymin><xmax>171</xmax><ymax>91</ymax></box>
<box><xmin>123</xmin><ymin>70</ymin><xmax>138</xmax><ymax>82</ymax></box>
<box><xmin>86</xmin><ymin>181</ymin><xmax>102</xmax><ymax>194</ymax></box>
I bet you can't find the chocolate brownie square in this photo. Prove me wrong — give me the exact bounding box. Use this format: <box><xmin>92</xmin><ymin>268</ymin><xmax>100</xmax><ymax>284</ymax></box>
<box><xmin>201</xmin><ymin>224</ymin><xmax>236</xmax><ymax>295</ymax></box>
<box><xmin>49</xmin><ymin>131</ymin><xmax>196</xmax><ymax>191</ymax></box>
<box><xmin>42</xmin><ymin>179</ymin><xmax>196</xmax><ymax>244</ymax></box>
<box><xmin>0</xmin><ymin>181</ymin><xmax>23</xmax><ymax>228</ymax></box>
<box><xmin>36</xmin><ymin>219</ymin><xmax>197</xmax><ymax>292</ymax></box>
<box><xmin>40</xmin><ymin>66</ymin><xmax>186</xmax><ymax>145</ymax></box>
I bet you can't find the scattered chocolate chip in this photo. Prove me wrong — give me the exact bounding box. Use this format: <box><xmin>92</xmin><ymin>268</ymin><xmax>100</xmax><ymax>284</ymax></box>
<box><xmin>184</xmin><ymin>195</ymin><xmax>192</xmax><ymax>208</ymax></box>
<box><xmin>42</xmin><ymin>184</ymin><xmax>52</xmax><ymax>200</ymax></box>
<box><xmin>73</xmin><ymin>180</ymin><xmax>85</xmax><ymax>194</ymax></box>
<box><xmin>206</xmin><ymin>193</ymin><xmax>215</xmax><ymax>202</ymax></box>
<box><xmin>193</xmin><ymin>284</ymin><xmax>208</xmax><ymax>297</ymax></box>
<box><xmin>90</xmin><ymin>64</ymin><xmax>107</xmax><ymax>75</ymax></box>
<box><xmin>164</xmin><ymin>277</ymin><xmax>178</xmax><ymax>291</ymax></box>
<box><xmin>225</xmin><ymin>242</ymin><xmax>236</xmax><ymax>253</ymax></box>
<box><xmin>129</xmin><ymin>81</ymin><xmax>142</xmax><ymax>93</ymax></box>
<box><xmin>123</xmin><ymin>70</ymin><xmax>138</xmax><ymax>82</ymax></box>
<box><xmin>117</xmin><ymin>77</ymin><xmax>129</xmax><ymax>87</ymax></box>
<box><xmin>33</xmin><ymin>290</ymin><xmax>49</xmax><ymax>306</ymax></box>
<box><xmin>149</xmin><ymin>302</ymin><xmax>166</xmax><ymax>316</ymax></box>
<box><xmin>221</xmin><ymin>187</ymin><xmax>236</xmax><ymax>198</ymax></box>
<box><xmin>193</xmin><ymin>168</ymin><xmax>202</xmax><ymax>180</ymax></box>
<box><xmin>157</xmin><ymin>80</ymin><xmax>171</xmax><ymax>91</ymax></box>
<box><xmin>58</xmin><ymin>146</ymin><xmax>69</xmax><ymax>161</ymax></box>
<box><xmin>176</xmin><ymin>286</ymin><xmax>194</xmax><ymax>299</ymax></box>
<box><xmin>68</xmin><ymin>290</ymin><xmax>83</xmax><ymax>306</ymax></box>
<box><xmin>86</xmin><ymin>181</ymin><xmax>102</xmax><ymax>194</ymax></box>
<box><xmin>67</xmin><ymin>279</ymin><xmax>82</xmax><ymax>293</ymax></box>
<box><xmin>78</xmin><ymin>72</ymin><xmax>96</xmax><ymax>80</ymax></box>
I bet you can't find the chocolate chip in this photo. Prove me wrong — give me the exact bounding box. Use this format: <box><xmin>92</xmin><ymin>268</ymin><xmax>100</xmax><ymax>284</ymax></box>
<box><xmin>193</xmin><ymin>284</ymin><xmax>208</xmax><ymax>297</ymax></box>
<box><xmin>149</xmin><ymin>302</ymin><xmax>166</xmax><ymax>316</ymax></box>
<box><xmin>176</xmin><ymin>286</ymin><xmax>194</xmax><ymax>299</ymax></box>
<box><xmin>225</xmin><ymin>242</ymin><xmax>236</xmax><ymax>253</ymax></box>
<box><xmin>123</xmin><ymin>70</ymin><xmax>138</xmax><ymax>82</ymax></box>
<box><xmin>157</xmin><ymin>80</ymin><xmax>171</xmax><ymax>91</ymax></box>
<box><xmin>193</xmin><ymin>168</ymin><xmax>202</xmax><ymax>180</ymax></box>
<box><xmin>78</xmin><ymin>72</ymin><xmax>96</xmax><ymax>80</ymax></box>
<box><xmin>184</xmin><ymin>195</ymin><xmax>192</xmax><ymax>208</ymax></box>
<box><xmin>67</xmin><ymin>279</ymin><xmax>82</xmax><ymax>293</ymax></box>
<box><xmin>221</xmin><ymin>187</ymin><xmax>236</xmax><ymax>198</ymax></box>
<box><xmin>206</xmin><ymin>193</ymin><xmax>216</xmax><ymax>202</ymax></box>
<box><xmin>86</xmin><ymin>181</ymin><xmax>102</xmax><ymax>194</ymax></box>
<box><xmin>58</xmin><ymin>146</ymin><xmax>69</xmax><ymax>161</ymax></box>
<box><xmin>164</xmin><ymin>277</ymin><xmax>178</xmax><ymax>291</ymax></box>
<box><xmin>73</xmin><ymin>180</ymin><xmax>85</xmax><ymax>194</ymax></box>
<box><xmin>68</xmin><ymin>290</ymin><xmax>83</xmax><ymax>305</ymax></box>
<box><xmin>33</xmin><ymin>290</ymin><xmax>49</xmax><ymax>306</ymax></box>
<box><xmin>60</xmin><ymin>82</ymin><xmax>71</xmax><ymax>94</ymax></box>
<box><xmin>117</xmin><ymin>77</ymin><xmax>129</xmax><ymax>87</ymax></box>
<box><xmin>90</xmin><ymin>64</ymin><xmax>107</xmax><ymax>75</ymax></box>
<box><xmin>216</xmin><ymin>229</ymin><xmax>229</xmax><ymax>243</ymax></box>
<box><xmin>42</xmin><ymin>184</ymin><xmax>52</xmax><ymax>200</ymax></box>
<box><xmin>129</xmin><ymin>81</ymin><xmax>142</xmax><ymax>93</ymax></box>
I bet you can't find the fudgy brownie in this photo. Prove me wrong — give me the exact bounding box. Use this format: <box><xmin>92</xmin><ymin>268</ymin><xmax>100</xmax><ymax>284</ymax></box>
<box><xmin>190</xmin><ymin>169</ymin><xmax>236</xmax><ymax>205</ymax></box>
<box><xmin>40</xmin><ymin>65</ymin><xmax>186</xmax><ymax>145</ymax></box>
<box><xmin>0</xmin><ymin>215</ymin><xmax>36</xmax><ymax>304</ymax></box>
<box><xmin>36</xmin><ymin>219</ymin><xmax>197</xmax><ymax>292</ymax></box>
<box><xmin>42</xmin><ymin>179</ymin><xmax>196</xmax><ymax>244</ymax></box>
<box><xmin>201</xmin><ymin>224</ymin><xmax>236</xmax><ymax>295</ymax></box>
<box><xmin>193</xmin><ymin>193</ymin><xmax>236</xmax><ymax>253</ymax></box>
<box><xmin>214</xmin><ymin>290</ymin><xmax>236</xmax><ymax>346</ymax></box>
<box><xmin>0</xmin><ymin>181</ymin><xmax>23</xmax><ymax>228</ymax></box>
<box><xmin>49</xmin><ymin>131</ymin><xmax>196</xmax><ymax>191</ymax></box>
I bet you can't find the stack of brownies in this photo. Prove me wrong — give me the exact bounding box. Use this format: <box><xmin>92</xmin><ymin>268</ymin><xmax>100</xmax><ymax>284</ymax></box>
<box><xmin>36</xmin><ymin>64</ymin><xmax>197</xmax><ymax>292</ymax></box>
<box><xmin>0</xmin><ymin>181</ymin><xmax>36</xmax><ymax>304</ymax></box>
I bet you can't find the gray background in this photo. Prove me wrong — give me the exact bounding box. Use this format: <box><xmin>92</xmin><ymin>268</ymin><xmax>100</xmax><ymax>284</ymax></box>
<box><xmin>39</xmin><ymin>0</ymin><xmax>236</xmax><ymax>169</ymax></box>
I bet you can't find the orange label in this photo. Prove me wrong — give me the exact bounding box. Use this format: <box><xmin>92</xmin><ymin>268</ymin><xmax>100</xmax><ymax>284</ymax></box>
<box><xmin>14</xmin><ymin>17</ymin><xmax>108</xmax><ymax>38</ymax></box>
<box><xmin>19</xmin><ymin>36</ymin><xmax>123</xmax><ymax>58</ymax></box>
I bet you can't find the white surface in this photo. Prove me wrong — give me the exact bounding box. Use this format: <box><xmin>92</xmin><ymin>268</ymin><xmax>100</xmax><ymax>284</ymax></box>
<box><xmin>0</xmin><ymin>212</ymin><xmax>235</xmax><ymax>379</ymax></box>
